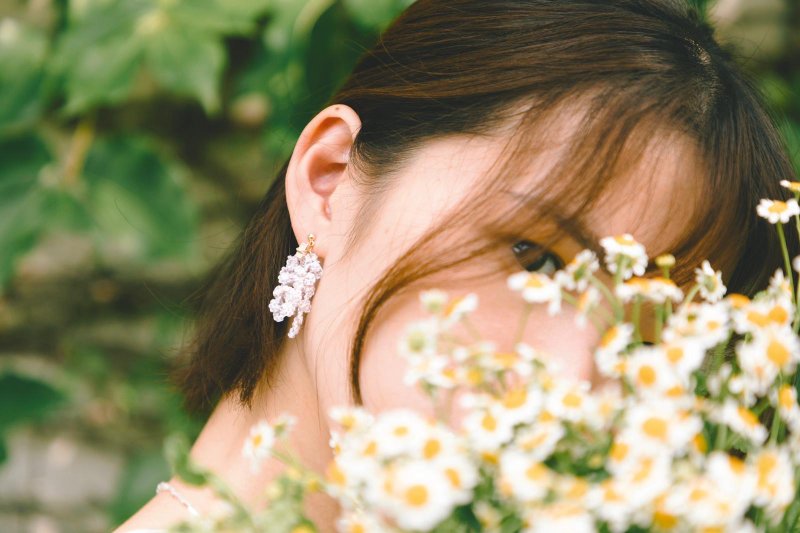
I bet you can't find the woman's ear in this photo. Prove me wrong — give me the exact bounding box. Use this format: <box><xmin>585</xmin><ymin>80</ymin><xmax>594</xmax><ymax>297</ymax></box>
<box><xmin>285</xmin><ymin>104</ymin><xmax>362</xmax><ymax>260</ymax></box>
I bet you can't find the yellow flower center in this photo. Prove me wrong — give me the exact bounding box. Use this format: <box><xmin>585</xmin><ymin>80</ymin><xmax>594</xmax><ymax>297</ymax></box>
<box><xmin>423</xmin><ymin>438</ymin><xmax>441</xmax><ymax>459</ymax></box>
<box><xmin>481</xmin><ymin>413</ymin><xmax>497</xmax><ymax>431</ymax></box>
<box><xmin>637</xmin><ymin>365</ymin><xmax>657</xmax><ymax>386</ymax></box>
<box><xmin>737</xmin><ymin>406</ymin><xmax>759</xmax><ymax>427</ymax></box>
<box><xmin>502</xmin><ymin>387</ymin><xmax>528</xmax><ymax>409</ymax></box>
<box><xmin>404</xmin><ymin>484</ymin><xmax>429</xmax><ymax>507</ymax></box>
<box><xmin>768</xmin><ymin>201</ymin><xmax>788</xmax><ymax>213</ymax></box>
<box><xmin>642</xmin><ymin>417</ymin><xmax>668</xmax><ymax>441</ymax></box>
<box><xmin>766</xmin><ymin>339</ymin><xmax>790</xmax><ymax>367</ymax></box>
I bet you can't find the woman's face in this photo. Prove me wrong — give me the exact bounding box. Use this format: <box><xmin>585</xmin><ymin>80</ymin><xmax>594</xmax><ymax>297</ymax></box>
<box><xmin>284</xmin><ymin>104</ymin><xmax>698</xmax><ymax>418</ymax></box>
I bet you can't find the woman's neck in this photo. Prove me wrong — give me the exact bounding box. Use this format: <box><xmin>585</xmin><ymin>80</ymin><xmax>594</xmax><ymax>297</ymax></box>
<box><xmin>178</xmin><ymin>336</ymin><xmax>340</xmax><ymax>530</ymax></box>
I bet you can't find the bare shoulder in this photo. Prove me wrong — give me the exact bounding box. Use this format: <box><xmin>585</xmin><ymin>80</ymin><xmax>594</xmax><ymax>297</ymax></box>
<box><xmin>111</xmin><ymin>490</ymin><xmax>192</xmax><ymax>532</ymax></box>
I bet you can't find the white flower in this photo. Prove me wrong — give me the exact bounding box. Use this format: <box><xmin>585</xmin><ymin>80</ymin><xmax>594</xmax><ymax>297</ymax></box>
<box><xmin>495</xmin><ymin>384</ymin><xmax>543</xmax><ymax>426</ymax></box>
<box><xmin>623</xmin><ymin>399</ymin><xmax>702</xmax><ymax>453</ymax></box>
<box><xmin>780</xmin><ymin>179</ymin><xmax>800</xmax><ymax>194</ymax></box>
<box><xmin>367</xmin><ymin>409</ymin><xmax>430</xmax><ymax>459</ymax></box>
<box><xmin>624</xmin><ymin>345</ymin><xmax>686</xmax><ymax>399</ymax></box>
<box><xmin>513</xmin><ymin>418</ymin><xmax>565</xmax><ymax>461</ymax></box>
<box><xmin>751</xmin><ymin>446</ymin><xmax>795</xmax><ymax>520</ymax></box>
<box><xmin>694</xmin><ymin>260</ymin><xmax>726</xmax><ymax>302</ymax></box>
<box><xmin>242</xmin><ymin>420</ymin><xmax>275</xmax><ymax>471</ymax></box>
<box><xmin>554</xmin><ymin>249</ymin><xmax>599</xmax><ymax>292</ymax></box>
<box><xmin>756</xmin><ymin>198</ymin><xmax>800</xmax><ymax>224</ymax></box>
<box><xmin>793</xmin><ymin>255</ymin><xmax>800</xmax><ymax>273</ymax></box>
<box><xmin>660</xmin><ymin>338</ymin><xmax>706</xmax><ymax>382</ymax></box>
<box><xmin>545</xmin><ymin>379</ymin><xmax>595</xmax><ymax>423</ymax></box>
<box><xmin>440</xmin><ymin>292</ymin><xmax>479</xmax><ymax>326</ymax></box>
<box><xmin>507</xmin><ymin>270</ymin><xmax>562</xmax><ymax>315</ymax></box>
<box><xmin>398</xmin><ymin>317</ymin><xmax>440</xmax><ymax>359</ymax></box>
<box><xmin>730</xmin><ymin>295</ymin><xmax>792</xmax><ymax>335</ymax></box>
<box><xmin>574</xmin><ymin>286</ymin><xmax>601</xmax><ymax>329</ymax></box>
<box><xmin>614</xmin><ymin>277</ymin><xmax>683</xmax><ymax>303</ymax></box>
<box><xmin>522</xmin><ymin>502</ymin><xmax>595</xmax><ymax>533</ymax></box>
<box><xmin>663</xmin><ymin>301</ymin><xmax>730</xmax><ymax>351</ymax></box>
<box><xmin>772</xmin><ymin>383</ymin><xmax>800</xmax><ymax>433</ymax></box>
<box><xmin>615</xmin><ymin>276</ymin><xmax>683</xmax><ymax>304</ymax></box>
<box><xmin>329</xmin><ymin>406</ymin><xmax>374</xmax><ymax>435</ymax></box>
<box><xmin>419</xmin><ymin>289</ymin><xmax>448</xmax><ymax>314</ymax></box>
<box><xmin>498</xmin><ymin>448</ymin><xmax>554</xmax><ymax>502</ymax></box>
<box><xmin>336</xmin><ymin>510</ymin><xmax>384</xmax><ymax>533</ymax></box>
<box><xmin>714</xmin><ymin>399</ymin><xmax>767</xmax><ymax>445</ymax></box>
<box><xmin>599</xmin><ymin>233</ymin><xmax>648</xmax><ymax>280</ymax></box>
<box><xmin>593</xmin><ymin>323</ymin><xmax>634</xmax><ymax>377</ymax></box>
<box><xmin>378</xmin><ymin>459</ymin><xmax>458</xmax><ymax>531</ymax></box>
<box><xmin>461</xmin><ymin>403</ymin><xmax>516</xmax><ymax>452</ymax></box>
<box><xmin>705</xmin><ymin>451</ymin><xmax>758</xmax><ymax>518</ymax></box>
<box><xmin>736</xmin><ymin>325</ymin><xmax>800</xmax><ymax>395</ymax></box>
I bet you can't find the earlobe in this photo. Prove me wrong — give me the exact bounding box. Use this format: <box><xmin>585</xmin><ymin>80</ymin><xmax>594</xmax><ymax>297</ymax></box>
<box><xmin>284</xmin><ymin>104</ymin><xmax>361</xmax><ymax>259</ymax></box>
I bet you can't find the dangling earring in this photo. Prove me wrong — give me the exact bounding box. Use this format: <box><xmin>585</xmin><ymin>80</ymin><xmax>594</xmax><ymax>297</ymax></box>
<box><xmin>268</xmin><ymin>233</ymin><xmax>323</xmax><ymax>338</ymax></box>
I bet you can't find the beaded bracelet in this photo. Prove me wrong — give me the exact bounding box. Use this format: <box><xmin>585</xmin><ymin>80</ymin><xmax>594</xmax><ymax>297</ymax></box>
<box><xmin>156</xmin><ymin>481</ymin><xmax>201</xmax><ymax>517</ymax></box>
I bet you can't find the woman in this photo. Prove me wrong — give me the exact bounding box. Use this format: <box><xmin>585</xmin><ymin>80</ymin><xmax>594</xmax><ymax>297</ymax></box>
<box><xmin>115</xmin><ymin>0</ymin><xmax>798</xmax><ymax>530</ymax></box>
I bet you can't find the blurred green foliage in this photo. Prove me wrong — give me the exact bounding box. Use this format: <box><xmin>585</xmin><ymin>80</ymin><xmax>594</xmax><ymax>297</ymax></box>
<box><xmin>0</xmin><ymin>0</ymin><xmax>412</xmax><ymax>527</ymax></box>
<box><xmin>0</xmin><ymin>0</ymin><xmax>797</xmax><ymax>529</ymax></box>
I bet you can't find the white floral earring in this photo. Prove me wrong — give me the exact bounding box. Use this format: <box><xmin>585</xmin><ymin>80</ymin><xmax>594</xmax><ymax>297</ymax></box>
<box><xmin>268</xmin><ymin>233</ymin><xmax>323</xmax><ymax>338</ymax></box>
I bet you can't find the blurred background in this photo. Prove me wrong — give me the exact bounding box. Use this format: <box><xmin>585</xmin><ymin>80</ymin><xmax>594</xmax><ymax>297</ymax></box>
<box><xmin>0</xmin><ymin>0</ymin><xmax>796</xmax><ymax>531</ymax></box>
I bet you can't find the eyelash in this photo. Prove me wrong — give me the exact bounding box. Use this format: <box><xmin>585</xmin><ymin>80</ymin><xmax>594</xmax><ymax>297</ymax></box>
<box><xmin>511</xmin><ymin>240</ymin><xmax>565</xmax><ymax>274</ymax></box>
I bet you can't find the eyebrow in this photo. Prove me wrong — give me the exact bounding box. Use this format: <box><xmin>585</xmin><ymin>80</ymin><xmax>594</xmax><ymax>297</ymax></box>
<box><xmin>503</xmin><ymin>191</ymin><xmax>607</xmax><ymax>261</ymax></box>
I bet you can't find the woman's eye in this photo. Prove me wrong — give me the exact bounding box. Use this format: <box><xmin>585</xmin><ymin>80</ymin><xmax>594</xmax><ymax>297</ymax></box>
<box><xmin>511</xmin><ymin>240</ymin><xmax>565</xmax><ymax>274</ymax></box>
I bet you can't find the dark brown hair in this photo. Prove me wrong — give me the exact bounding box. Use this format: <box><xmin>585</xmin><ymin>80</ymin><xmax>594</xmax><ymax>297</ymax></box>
<box><xmin>172</xmin><ymin>0</ymin><xmax>799</xmax><ymax>414</ymax></box>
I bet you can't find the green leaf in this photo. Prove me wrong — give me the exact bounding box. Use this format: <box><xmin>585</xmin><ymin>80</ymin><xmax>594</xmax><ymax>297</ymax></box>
<box><xmin>341</xmin><ymin>0</ymin><xmax>413</xmax><ymax>31</ymax></box>
<box><xmin>144</xmin><ymin>28</ymin><xmax>225</xmax><ymax>114</ymax></box>
<box><xmin>49</xmin><ymin>0</ymin><xmax>152</xmax><ymax>115</ymax></box>
<box><xmin>0</xmin><ymin>135</ymin><xmax>53</xmax><ymax>289</ymax></box>
<box><xmin>81</xmin><ymin>135</ymin><xmax>199</xmax><ymax>264</ymax></box>
<box><xmin>0</xmin><ymin>19</ymin><xmax>49</xmax><ymax>135</ymax></box>
<box><xmin>0</xmin><ymin>372</ymin><xmax>66</xmax><ymax>432</ymax></box>
<box><xmin>166</xmin><ymin>0</ymin><xmax>272</xmax><ymax>36</ymax></box>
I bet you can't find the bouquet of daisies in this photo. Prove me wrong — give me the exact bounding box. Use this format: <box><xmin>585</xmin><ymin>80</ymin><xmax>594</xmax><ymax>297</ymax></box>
<box><xmin>165</xmin><ymin>185</ymin><xmax>800</xmax><ymax>533</ymax></box>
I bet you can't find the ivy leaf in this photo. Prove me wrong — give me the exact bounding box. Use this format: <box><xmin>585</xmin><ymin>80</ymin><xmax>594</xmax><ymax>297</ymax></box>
<box><xmin>144</xmin><ymin>28</ymin><xmax>226</xmax><ymax>114</ymax></box>
<box><xmin>0</xmin><ymin>372</ymin><xmax>66</xmax><ymax>433</ymax></box>
<box><xmin>81</xmin><ymin>136</ymin><xmax>199</xmax><ymax>265</ymax></box>
<box><xmin>0</xmin><ymin>19</ymin><xmax>49</xmax><ymax>135</ymax></box>
<box><xmin>341</xmin><ymin>0</ymin><xmax>413</xmax><ymax>31</ymax></box>
<box><xmin>0</xmin><ymin>135</ymin><xmax>53</xmax><ymax>290</ymax></box>
<box><xmin>49</xmin><ymin>1</ymin><xmax>151</xmax><ymax>116</ymax></box>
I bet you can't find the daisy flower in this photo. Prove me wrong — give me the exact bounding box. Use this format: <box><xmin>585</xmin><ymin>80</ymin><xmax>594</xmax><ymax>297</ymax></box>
<box><xmin>440</xmin><ymin>292</ymin><xmax>479</xmax><ymax>327</ymax></box>
<box><xmin>694</xmin><ymin>260</ymin><xmax>726</xmax><ymax>302</ymax></box>
<box><xmin>461</xmin><ymin>403</ymin><xmax>516</xmax><ymax>452</ymax></box>
<box><xmin>593</xmin><ymin>323</ymin><xmax>634</xmax><ymax>377</ymax></box>
<box><xmin>498</xmin><ymin>448</ymin><xmax>554</xmax><ymax>502</ymax></box>
<box><xmin>771</xmin><ymin>383</ymin><xmax>800</xmax><ymax>433</ymax></box>
<box><xmin>507</xmin><ymin>270</ymin><xmax>562</xmax><ymax>315</ymax></box>
<box><xmin>599</xmin><ymin>233</ymin><xmax>648</xmax><ymax>280</ymax></box>
<box><xmin>554</xmin><ymin>249</ymin><xmax>599</xmax><ymax>292</ymax></box>
<box><xmin>574</xmin><ymin>285</ymin><xmax>600</xmax><ymax>329</ymax></box>
<box><xmin>756</xmin><ymin>198</ymin><xmax>800</xmax><ymax>224</ymax></box>
<box><xmin>419</xmin><ymin>289</ymin><xmax>448</xmax><ymax>314</ymax></box>
<box><xmin>615</xmin><ymin>276</ymin><xmax>683</xmax><ymax>304</ymax></box>
<box><xmin>513</xmin><ymin>418</ymin><xmax>565</xmax><ymax>461</ymax></box>
<box><xmin>242</xmin><ymin>414</ymin><xmax>296</xmax><ymax>472</ymax></box>
<box><xmin>714</xmin><ymin>399</ymin><xmax>768</xmax><ymax>445</ymax></box>
<box><xmin>522</xmin><ymin>501</ymin><xmax>595</xmax><ymax>533</ymax></box>
<box><xmin>780</xmin><ymin>179</ymin><xmax>800</xmax><ymax>194</ymax></box>
<box><xmin>751</xmin><ymin>446</ymin><xmax>795</xmax><ymax>520</ymax></box>
<box><xmin>378</xmin><ymin>459</ymin><xmax>459</xmax><ymax>531</ymax></box>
